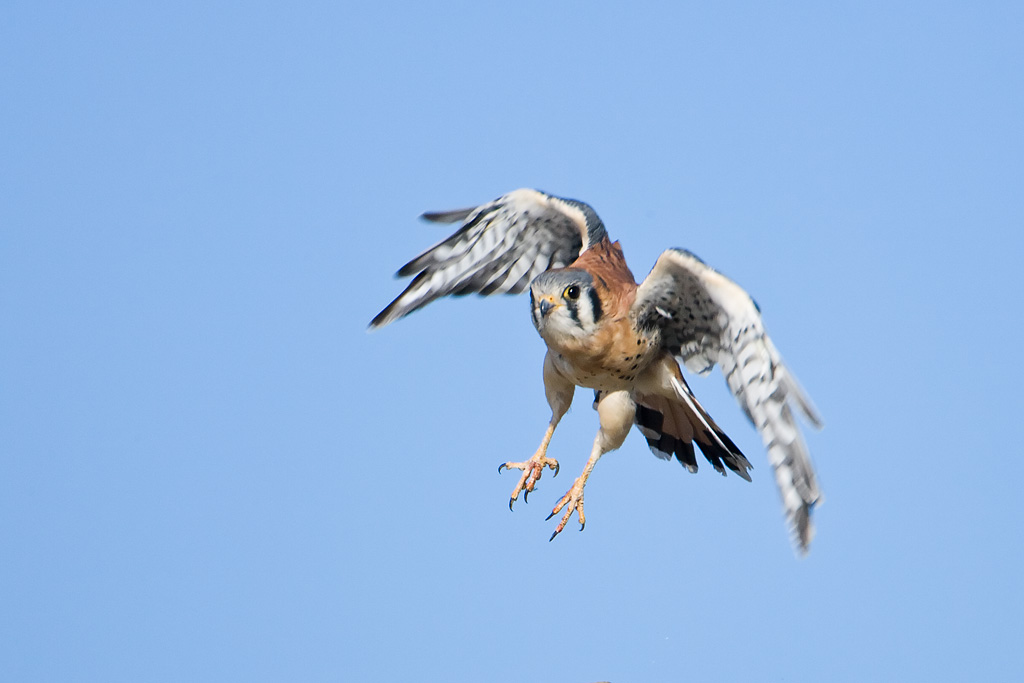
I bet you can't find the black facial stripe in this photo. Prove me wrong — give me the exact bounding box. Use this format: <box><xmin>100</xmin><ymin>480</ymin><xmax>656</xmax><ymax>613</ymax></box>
<box><xmin>567</xmin><ymin>299</ymin><xmax>580</xmax><ymax>324</ymax></box>
<box><xmin>587</xmin><ymin>287</ymin><xmax>602</xmax><ymax>324</ymax></box>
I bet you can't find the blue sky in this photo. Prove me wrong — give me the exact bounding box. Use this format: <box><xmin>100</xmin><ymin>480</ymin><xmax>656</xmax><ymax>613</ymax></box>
<box><xmin>2</xmin><ymin>2</ymin><xmax>1022</xmax><ymax>681</ymax></box>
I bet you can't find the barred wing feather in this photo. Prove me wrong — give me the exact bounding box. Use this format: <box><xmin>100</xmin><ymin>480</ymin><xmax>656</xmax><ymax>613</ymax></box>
<box><xmin>633</xmin><ymin>248</ymin><xmax>823</xmax><ymax>552</ymax></box>
<box><xmin>370</xmin><ymin>189</ymin><xmax>606</xmax><ymax>328</ymax></box>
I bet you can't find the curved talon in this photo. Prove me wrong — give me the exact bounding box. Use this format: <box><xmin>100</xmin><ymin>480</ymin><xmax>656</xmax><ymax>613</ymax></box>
<box><xmin>499</xmin><ymin>453</ymin><xmax>560</xmax><ymax>520</ymax></box>
<box><xmin>544</xmin><ymin>477</ymin><xmax>585</xmax><ymax>541</ymax></box>
<box><xmin>552</xmin><ymin>462</ymin><xmax>560</xmax><ymax>477</ymax></box>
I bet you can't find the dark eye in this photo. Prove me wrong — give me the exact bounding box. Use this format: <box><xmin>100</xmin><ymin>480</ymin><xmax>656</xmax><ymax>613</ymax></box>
<box><xmin>564</xmin><ymin>284</ymin><xmax>581</xmax><ymax>300</ymax></box>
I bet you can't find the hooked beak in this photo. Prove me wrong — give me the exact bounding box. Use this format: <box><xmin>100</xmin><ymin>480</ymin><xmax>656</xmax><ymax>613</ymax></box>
<box><xmin>538</xmin><ymin>298</ymin><xmax>555</xmax><ymax>318</ymax></box>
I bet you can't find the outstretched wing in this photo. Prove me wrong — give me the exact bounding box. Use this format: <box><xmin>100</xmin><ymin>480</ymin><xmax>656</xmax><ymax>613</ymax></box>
<box><xmin>370</xmin><ymin>188</ymin><xmax>608</xmax><ymax>328</ymax></box>
<box><xmin>633</xmin><ymin>248</ymin><xmax>823</xmax><ymax>553</ymax></box>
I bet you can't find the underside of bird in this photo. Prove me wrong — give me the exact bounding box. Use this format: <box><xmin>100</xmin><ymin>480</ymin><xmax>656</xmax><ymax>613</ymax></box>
<box><xmin>499</xmin><ymin>351</ymin><xmax>753</xmax><ymax>541</ymax></box>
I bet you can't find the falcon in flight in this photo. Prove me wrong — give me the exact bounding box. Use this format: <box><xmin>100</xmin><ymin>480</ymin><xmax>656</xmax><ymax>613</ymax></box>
<box><xmin>371</xmin><ymin>189</ymin><xmax>823</xmax><ymax>553</ymax></box>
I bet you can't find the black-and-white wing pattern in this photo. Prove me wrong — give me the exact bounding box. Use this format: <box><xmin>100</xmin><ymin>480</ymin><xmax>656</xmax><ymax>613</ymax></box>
<box><xmin>370</xmin><ymin>189</ymin><xmax>607</xmax><ymax>328</ymax></box>
<box><xmin>633</xmin><ymin>248</ymin><xmax>823</xmax><ymax>552</ymax></box>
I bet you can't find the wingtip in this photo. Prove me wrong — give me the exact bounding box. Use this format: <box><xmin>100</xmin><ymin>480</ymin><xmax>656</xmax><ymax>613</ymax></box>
<box><xmin>395</xmin><ymin>258</ymin><xmax>423</xmax><ymax>278</ymax></box>
<box><xmin>790</xmin><ymin>496</ymin><xmax>822</xmax><ymax>556</ymax></box>
<box><xmin>368</xmin><ymin>305</ymin><xmax>396</xmax><ymax>330</ymax></box>
<box><xmin>420</xmin><ymin>207</ymin><xmax>475</xmax><ymax>224</ymax></box>
<box><xmin>794</xmin><ymin>530</ymin><xmax>814</xmax><ymax>557</ymax></box>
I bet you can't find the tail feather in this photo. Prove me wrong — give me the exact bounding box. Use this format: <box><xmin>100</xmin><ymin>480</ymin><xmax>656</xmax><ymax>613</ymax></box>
<box><xmin>632</xmin><ymin>384</ymin><xmax>751</xmax><ymax>480</ymax></box>
<box><xmin>635</xmin><ymin>398</ymin><xmax>699</xmax><ymax>472</ymax></box>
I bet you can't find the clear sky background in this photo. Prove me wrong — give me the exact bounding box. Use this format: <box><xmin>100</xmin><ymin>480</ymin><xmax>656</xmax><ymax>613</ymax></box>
<box><xmin>2</xmin><ymin>2</ymin><xmax>1022</xmax><ymax>681</ymax></box>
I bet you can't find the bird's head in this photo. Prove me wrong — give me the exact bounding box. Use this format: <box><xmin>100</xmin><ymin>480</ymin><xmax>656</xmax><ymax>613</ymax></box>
<box><xmin>529</xmin><ymin>269</ymin><xmax>603</xmax><ymax>341</ymax></box>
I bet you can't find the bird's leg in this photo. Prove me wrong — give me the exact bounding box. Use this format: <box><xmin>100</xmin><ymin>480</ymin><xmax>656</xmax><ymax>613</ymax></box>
<box><xmin>548</xmin><ymin>390</ymin><xmax>635</xmax><ymax>541</ymax></box>
<box><xmin>546</xmin><ymin>447</ymin><xmax>598</xmax><ymax>539</ymax></box>
<box><xmin>499</xmin><ymin>418</ymin><xmax>562</xmax><ymax>509</ymax></box>
<box><xmin>499</xmin><ymin>352</ymin><xmax>575</xmax><ymax>510</ymax></box>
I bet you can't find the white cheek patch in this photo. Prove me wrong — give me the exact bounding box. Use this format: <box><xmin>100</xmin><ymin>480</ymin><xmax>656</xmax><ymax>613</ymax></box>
<box><xmin>541</xmin><ymin>308</ymin><xmax>589</xmax><ymax>341</ymax></box>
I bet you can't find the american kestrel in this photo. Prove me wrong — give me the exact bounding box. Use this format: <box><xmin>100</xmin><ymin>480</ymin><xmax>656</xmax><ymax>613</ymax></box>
<box><xmin>371</xmin><ymin>189</ymin><xmax>823</xmax><ymax>553</ymax></box>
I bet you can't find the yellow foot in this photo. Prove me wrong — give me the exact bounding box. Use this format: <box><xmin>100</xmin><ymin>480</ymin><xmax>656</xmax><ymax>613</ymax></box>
<box><xmin>498</xmin><ymin>453</ymin><xmax>559</xmax><ymax>510</ymax></box>
<box><xmin>546</xmin><ymin>477</ymin><xmax>586</xmax><ymax>541</ymax></box>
